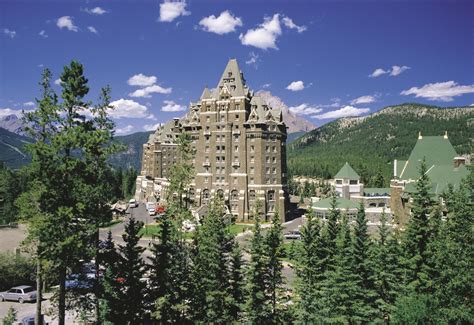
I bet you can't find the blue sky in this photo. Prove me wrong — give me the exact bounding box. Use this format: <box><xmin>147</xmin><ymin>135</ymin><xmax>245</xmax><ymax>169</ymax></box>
<box><xmin>1</xmin><ymin>0</ymin><xmax>473</xmax><ymax>135</ymax></box>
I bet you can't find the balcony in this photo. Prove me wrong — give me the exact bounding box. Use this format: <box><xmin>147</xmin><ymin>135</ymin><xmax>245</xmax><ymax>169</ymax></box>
<box><xmin>203</xmin><ymin>130</ymin><xmax>211</xmax><ymax>136</ymax></box>
<box><xmin>232</xmin><ymin>129</ymin><xmax>241</xmax><ymax>135</ymax></box>
<box><xmin>232</xmin><ymin>161</ymin><xmax>240</xmax><ymax>167</ymax></box>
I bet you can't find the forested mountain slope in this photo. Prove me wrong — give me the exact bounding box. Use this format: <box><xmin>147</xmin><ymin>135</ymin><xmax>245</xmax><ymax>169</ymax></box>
<box><xmin>287</xmin><ymin>104</ymin><xmax>474</xmax><ymax>185</ymax></box>
<box><xmin>0</xmin><ymin>127</ymin><xmax>32</xmax><ymax>169</ymax></box>
<box><xmin>109</xmin><ymin>131</ymin><xmax>152</xmax><ymax>170</ymax></box>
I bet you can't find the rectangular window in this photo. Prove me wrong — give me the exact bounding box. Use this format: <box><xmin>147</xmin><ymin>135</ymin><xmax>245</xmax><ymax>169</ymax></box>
<box><xmin>272</xmin><ymin>167</ymin><xmax>276</xmax><ymax>174</ymax></box>
<box><xmin>204</xmin><ymin>177</ymin><xmax>208</xmax><ymax>183</ymax></box>
<box><xmin>250</xmin><ymin>178</ymin><xmax>254</xmax><ymax>185</ymax></box>
<box><xmin>272</xmin><ymin>157</ymin><xmax>276</xmax><ymax>163</ymax></box>
<box><xmin>250</xmin><ymin>167</ymin><xmax>254</xmax><ymax>174</ymax></box>
<box><xmin>266</xmin><ymin>156</ymin><xmax>270</xmax><ymax>163</ymax></box>
<box><xmin>250</xmin><ymin>156</ymin><xmax>255</xmax><ymax>163</ymax></box>
<box><xmin>234</xmin><ymin>146</ymin><xmax>239</xmax><ymax>152</ymax></box>
<box><xmin>266</xmin><ymin>167</ymin><xmax>270</xmax><ymax>174</ymax></box>
<box><xmin>250</xmin><ymin>145</ymin><xmax>255</xmax><ymax>153</ymax></box>
<box><xmin>272</xmin><ymin>146</ymin><xmax>276</xmax><ymax>153</ymax></box>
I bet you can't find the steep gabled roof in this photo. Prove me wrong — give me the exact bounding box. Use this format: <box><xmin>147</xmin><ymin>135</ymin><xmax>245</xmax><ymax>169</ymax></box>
<box><xmin>213</xmin><ymin>59</ymin><xmax>246</xmax><ymax>98</ymax></box>
<box><xmin>334</xmin><ymin>162</ymin><xmax>360</xmax><ymax>180</ymax></box>
<box><xmin>200</xmin><ymin>87</ymin><xmax>211</xmax><ymax>100</ymax></box>
<box><xmin>399</xmin><ymin>136</ymin><xmax>458</xmax><ymax>180</ymax></box>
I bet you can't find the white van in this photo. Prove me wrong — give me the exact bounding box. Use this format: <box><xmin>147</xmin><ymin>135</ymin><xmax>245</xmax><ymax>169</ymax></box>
<box><xmin>129</xmin><ymin>199</ymin><xmax>138</xmax><ymax>208</ymax></box>
<box><xmin>146</xmin><ymin>202</ymin><xmax>156</xmax><ymax>216</ymax></box>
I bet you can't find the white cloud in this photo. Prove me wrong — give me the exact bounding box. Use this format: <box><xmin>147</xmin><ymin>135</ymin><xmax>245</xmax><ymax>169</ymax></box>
<box><xmin>3</xmin><ymin>29</ymin><xmax>16</xmax><ymax>38</ymax></box>
<box><xmin>239</xmin><ymin>14</ymin><xmax>281</xmax><ymax>50</ymax></box>
<box><xmin>159</xmin><ymin>0</ymin><xmax>190</xmax><ymax>23</ymax></box>
<box><xmin>370</xmin><ymin>65</ymin><xmax>410</xmax><ymax>78</ymax></box>
<box><xmin>286</xmin><ymin>80</ymin><xmax>305</xmax><ymax>91</ymax></box>
<box><xmin>261</xmin><ymin>83</ymin><xmax>271</xmax><ymax>89</ymax></box>
<box><xmin>369</xmin><ymin>68</ymin><xmax>388</xmax><ymax>78</ymax></box>
<box><xmin>54</xmin><ymin>78</ymin><xmax>61</xmax><ymax>86</ymax></box>
<box><xmin>109</xmin><ymin>99</ymin><xmax>149</xmax><ymax>118</ymax></box>
<box><xmin>350</xmin><ymin>95</ymin><xmax>376</xmax><ymax>105</ymax></box>
<box><xmin>199</xmin><ymin>11</ymin><xmax>242</xmax><ymax>35</ymax></box>
<box><xmin>39</xmin><ymin>30</ymin><xmax>48</xmax><ymax>38</ymax></box>
<box><xmin>162</xmin><ymin>100</ymin><xmax>186</xmax><ymax>112</ymax></box>
<box><xmin>390</xmin><ymin>65</ymin><xmax>410</xmax><ymax>76</ymax></box>
<box><xmin>127</xmin><ymin>73</ymin><xmax>157</xmax><ymax>87</ymax></box>
<box><xmin>57</xmin><ymin>16</ymin><xmax>78</xmax><ymax>32</ymax></box>
<box><xmin>289</xmin><ymin>104</ymin><xmax>322</xmax><ymax>116</ymax></box>
<box><xmin>143</xmin><ymin>123</ymin><xmax>161</xmax><ymax>131</ymax></box>
<box><xmin>312</xmin><ymin>106</ymin><xmax>370</xmax><ymax>120</ymax></box>
<box><xmin>129</xmin><ymin>85</ymin><xmax>172</xmax><ymax>98</ymax></box>
<box><xmin>87</xmin><ymin>26</ymin><xmax>98</xmax><ymax>34</ymax></box>
<box><xmin>23</xmin><ymin>101</ymin><xmax>35</xmax><ymax>107</ymax></box>
<box><xmin>401</xmin><ymin>81</ymin><xmax>474</xmax><ymax>102</ymax></box>
<box><xmin>115</xmin><ymin>125</ymin><xmax>134</xmax><ymax>135</ymax></box>
<box><xmin>0</xmin><ymin>108</ymin><xmax>23</xmax><ymax>118</ymax></box>
<box><xmin>245</xmin><ymin>52</ymin><xmax>259</xmax><ymax>68</ymax></box>
<box><xmin>84</xmin><ymin>7</ymin><xmax>108</xmax><ymax>15</ymax></box>
<box><xmin>282</xmin><ymin>16</ymin><xmax>306</xmax><ymax>33</ymax></box>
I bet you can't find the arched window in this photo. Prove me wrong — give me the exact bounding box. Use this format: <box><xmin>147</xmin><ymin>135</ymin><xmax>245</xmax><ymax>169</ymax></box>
<box><xmin>202</xmin><ymin>189</ymin><xmax>210</xmax><ymax>202</ymax></box>
<box><xmin>231</xmin><ymin>189</ymin><xmax>238</xmax><ymax>201</ymax></box>
<box><xmin>216</xmin><ymin>189</ymin><xmax>224</xmax><ymax>199</ymax></box>
<box><xmin>378</xmin><ymin>202</ymin><xmax>385</xmax><ymax>208</ymax></box>
<box><xmin>268</xmin><ymin>190</ymin><xmax>275</xmax><ymax>201</ymax></box>
<box><xmin>249</xmin><ymin>190</ymin><xmax>256</xmax><ymax>201</ymax></box>
<box><xmin>369</xmin><ymin>202</ymin><xmax>377</xmax><ymax>208</ymax></box>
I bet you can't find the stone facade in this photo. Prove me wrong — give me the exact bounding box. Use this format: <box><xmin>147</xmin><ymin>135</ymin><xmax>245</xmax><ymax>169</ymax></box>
<box><xmin>136</xmin><ymin>59</ymin><xmax>289</xmax><ymax>221</ymax></box>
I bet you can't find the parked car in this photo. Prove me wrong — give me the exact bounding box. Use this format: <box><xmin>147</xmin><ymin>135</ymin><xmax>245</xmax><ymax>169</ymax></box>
<box><xmin>20</xmin><ymin>315</ymin><xmax>35</xmax><ymax>325</ymax></box>
<box><xmin>284</xmin><ymin>231</ymin><xmax>302</xmax><ymax>240</ymax></box>
<box><xmin>0</xmin><ymin>285</ymin><xmax>37</xmax><ymax>303</ymax></box>
<box><xmin>128</xmin><ymin>199</ymin><xmax>138</xmax><ymax>208</ymax></box>
<box><xmin>146</xmin><ymin>202</ymin><xmax>157</xmax><ymax>216</ymax></box>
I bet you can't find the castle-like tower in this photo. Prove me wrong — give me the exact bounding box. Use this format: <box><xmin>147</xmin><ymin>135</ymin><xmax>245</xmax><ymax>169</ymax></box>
<box><xmin>137</xmin><ymin>59</ymin><xmax>289</xmax><ymax>221</ymax></box>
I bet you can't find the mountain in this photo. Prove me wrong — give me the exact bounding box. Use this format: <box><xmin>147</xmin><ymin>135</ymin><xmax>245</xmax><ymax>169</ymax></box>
<box><xmin>0</xmin><ymin>127</ymin><xmax>32</xmax><ymax>169</ymax></box>
<box><xmin>287</xmin><ymin>103</ymin><xmax>474</xmax><ymax>185</ymax></box>
<box><xmin>257</xmin><ymin>90</ymin><xmax>316</xmax><ymax>133</ymax></box>
<box><xmin>109</xmin><ymin>131</ymin><xmax>153</xmax><ymax>171</ymax></box>
<box><xmin>287</xmin><ymin>131</ymin><xmax>306</xmax><ymax>144</ymax></box>
<box><xmin>0</xmin><ymin>114</ymin><xmax>24</xmax><ymax>135</ymax></box>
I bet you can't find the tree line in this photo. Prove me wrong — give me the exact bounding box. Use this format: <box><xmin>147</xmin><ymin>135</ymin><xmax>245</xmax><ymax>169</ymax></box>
<box><xmin>7</xmin><ymin>61</ymin><xmax>472</xmax><ymax>324</ymax></box>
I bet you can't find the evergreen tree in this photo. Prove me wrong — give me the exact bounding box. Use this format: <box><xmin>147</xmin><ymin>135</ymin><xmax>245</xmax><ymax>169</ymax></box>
<box><xmin>118</xmin><ymin>217</ymin><xmax>146</xmax><ymax>323</ymax></box>
<box><xmin>246</xmin><ymin>201</ymin><xmax>271</xmax><ymax>323</ymax></box>
<box><xmin>190</xmin><ymin>198</ymin><xmax>233</xmax><ymax>323</ymax></box>
<box><xmin>320</xmin><ymin>194</ymin><xmax>340</xmax><ymax>271</ymax></box>
<box><xmin>352</xmin><ymin>203</ymin><xmax>377</xmax><ymax>321</ymax></box>
<box><xmin>321</xmin><ymin>214</ymin><xmax>359</xmax><ymax>323</ymax></box>
<box><xmin>402</xmin><ymin>158</ymin><xmax>433</xmax><ymax>293</ymax></box>
<box><xmin>229</xmin><ymin>245</ymin><xmax>245</xmax><ymax>320</ymax></box>
<box><xmin>265</xmin><ymin>210</ymin><xmax>285</xmax><ymax>323</ymax></box>
<box><xmin>296</xmin><ymin>209</ymin><xmax>325</xmax><ymax>323</ymax></box>
<box><xmin>373</xmin><ymin>210</ymin><xmax>401</xmax><ymax>322</ymax></box>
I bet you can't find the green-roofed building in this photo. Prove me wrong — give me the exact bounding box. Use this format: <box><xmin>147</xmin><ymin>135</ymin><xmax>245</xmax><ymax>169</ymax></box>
<box><xmin>333</xmin><ymin>162</ymin><xmax>364</xmax><ymax>199</ymax></box>
<box><xmin>391</xmin><ymin>132</ymin><xmax>470</xmax><ymax>223</ymax></box>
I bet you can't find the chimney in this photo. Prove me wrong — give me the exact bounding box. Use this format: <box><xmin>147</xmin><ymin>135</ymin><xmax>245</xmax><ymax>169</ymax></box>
<box><xmin>453</xmin><ymin>156</ymin><xmax>466</xmax><ymax>168</ymax></box>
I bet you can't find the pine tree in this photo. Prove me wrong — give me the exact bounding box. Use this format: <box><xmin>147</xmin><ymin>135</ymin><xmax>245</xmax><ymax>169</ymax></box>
<box><xmin>118</xmin><ymin>217</ymin><xmax>146</xmax><ymax>323</ymax></box>
<box><xmin>373</xmin><ymin>210</ymin><xmax>401</xmax><ymax>322</ymax></box>
<box><xmin>229</xmin><ymin>245</ymin><xmax>245</xmax><ymax>320</ymax></box>
<box><xmin>352</xmin><ymin>203</ymin><xmax>377</xmax><ymax>321</ymax></box>
<box><xmin>320</xmin><ymin>194</ymin><xmax>340</xmax><ymax>271</ymax></box>
<box><xmin>321</xmin><ymin>214</ymin><xmax>359</xmax><ymax>323</ymax></box>
<box><xmin>190</xmin><ymin>197</ymin><xmax>233</xmax><ymax>323</ymax></box>
<box><xmin>246</xmin><ymin>201</ymin><xmax>271</xmax><ymax>323</ymax></box>
<box><xmin>296</xmin><ymin>209</ymin><xmax>324</xmax><ymax>323</ymax></box>
<box><xmin>402</xmin><ymin>158</ymin><xmax>433</xmax><ymax>293</ymax></box>
<box><xmin>265</xmin><ymin>210</ymin><xmax>285</xmax><ymax>323</ymax></box>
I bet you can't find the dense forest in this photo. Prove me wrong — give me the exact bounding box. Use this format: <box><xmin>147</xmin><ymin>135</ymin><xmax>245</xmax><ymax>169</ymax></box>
<box><xmin>288</xmin><ymin>103</ymin><xmax>474</xmax><ymax>186</ymax></box>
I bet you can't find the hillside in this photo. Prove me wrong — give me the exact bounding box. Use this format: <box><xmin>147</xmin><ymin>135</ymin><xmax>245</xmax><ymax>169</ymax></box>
<box><xmin>0</xmin><ymin>114</ymin><xmax>24</xmax><ymax>135</ymax></box>
<box><xmin>287</xmin><ymin>103</ymin><xmax>474</xmax><ymax>185</ymax></box>
<box><xmin>109</xmin><ymin>131</ymin><xmax>152</xmax><ymax>170</ymax></box>
<box><xmin>0</xmin><ymin>127</ymin><xmax>32</xmax><ymax>169</ymax></box>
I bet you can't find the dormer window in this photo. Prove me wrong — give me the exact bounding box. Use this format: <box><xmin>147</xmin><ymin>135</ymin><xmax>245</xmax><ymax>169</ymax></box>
<box><xmin>228</xmin><ymin>72</ymin><xmax>232</xmax><ymax>77</ymax></box>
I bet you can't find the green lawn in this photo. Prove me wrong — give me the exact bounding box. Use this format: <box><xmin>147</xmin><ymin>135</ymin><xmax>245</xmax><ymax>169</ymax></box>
<box><xmin>139</xmin><ymin>223</ymin><xmax>254</xmax><ymax>238</ymax></box>
<box><xmin>99</xmin><ymin>219</ymin><xmax>122</xmax><ymax>229</ymax></box>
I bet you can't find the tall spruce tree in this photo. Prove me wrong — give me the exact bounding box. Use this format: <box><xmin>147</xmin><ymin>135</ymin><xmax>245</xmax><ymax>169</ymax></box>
<box><xmin>352</xmin><ymin>203</ymin><xmax>377</xmax><ymax>321</ymax></box>
<box><xmin>117</xmin><ymin>217</ymin><xmax>146</xmax><ymax>323</ymax></box>
<box><xmin>246</xmin><ymin>201</ymin><xmax>271</xmax><ymax>323</ymax></box>
<box><xmin>296</xmin><ymin>209</ymin><xmax>325</xmax><ymax>323</ymax></box>
<box><xmin>229</xmin><ymin>245</ymin><xmax>245</xmax><ymax>320</ymax></box>
<box><xmin>190</xmin><ymin>197</ymin><xmax>233</xmax><ymax>323</ymax></box>
<box><xmin>265</xmin><ymin>210</ymin><xmax>285</xmax><ymax>323</ymax></box>
<box><xmin>321</xmin><ymin>214</ymin><xmax>360</xmax><ymax>323</ymax></box>
<box><xmin>402</xmin><ymin>158</ymin><xmax>433</xmax><ymax>293</ymax></box>
<box><xmin>320</xmin><ymin>194</ymin><xmax>340</xmax><ymax>272</ymax></box>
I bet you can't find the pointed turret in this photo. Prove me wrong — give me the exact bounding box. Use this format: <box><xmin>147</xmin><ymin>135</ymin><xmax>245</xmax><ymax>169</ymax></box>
<box><xmin>214</xmin><ymin>59</ymin><xmax>246</xmax><ymax>98</ymax></box>
<box><xmin>200</xmin><ymin>87</ymin><xmax>211</xmax><ymax>100</ymax></box>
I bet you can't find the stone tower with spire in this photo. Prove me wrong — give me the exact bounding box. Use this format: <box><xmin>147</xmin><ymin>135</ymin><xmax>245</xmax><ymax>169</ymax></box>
<box><xmin>137</xmin><ymin>59</ymin><xmax>289</xmax><ymax>221</ymax></box>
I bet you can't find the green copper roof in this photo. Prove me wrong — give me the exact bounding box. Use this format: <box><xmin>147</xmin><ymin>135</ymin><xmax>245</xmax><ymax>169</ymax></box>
<box><xmin>364</xmin><ymin>188</ymin><xmax>391</xmax><ymax>196</ymax></box>
<box><xmin>334</xmin><ymin>162</ymin><xmax>360</xmax><ymax>180</ymax></box>
<box><xmin>404</xmin><ymin>164</ymin><xmax>468</xmax><ymax>195</ymax></box>
<box><xmin>312</xmin><ymin>197</ymin><xmax>359</xmax><ymax>210</ymax></box>
<box><xmin>399</xmin><ymin>136</ymin><xmax>457</xmax><ymax>180</ymax></box>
